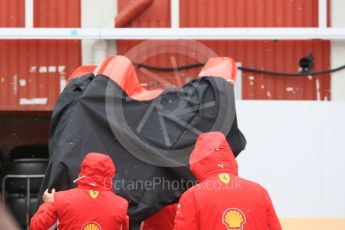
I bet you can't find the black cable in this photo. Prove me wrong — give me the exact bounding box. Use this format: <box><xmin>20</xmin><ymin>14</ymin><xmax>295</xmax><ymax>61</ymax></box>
<box><xmin>238</xmin><ymin>65</ymin><xmax>345</xmax><ymax>76</ymax></box>
<box><xmin>133</xmin><ymin>62</ymin><xmax>205</xmax><ymax>71</ymax></box>
<box><xmin>133</xmin><ymin>61</ymin><xmax>345</xmax><ymax>77</ymax></box>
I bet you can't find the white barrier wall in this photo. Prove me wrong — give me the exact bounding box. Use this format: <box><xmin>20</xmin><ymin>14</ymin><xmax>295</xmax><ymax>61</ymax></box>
<box><xmin>235</xmin><ymin>101</ymin><xmax>345</xmax><ymax>218</ymax></box>
<box><xmin>331</xmin><ymin>0</ymin><xmax>345</xmax><ymax>100</ymax></box>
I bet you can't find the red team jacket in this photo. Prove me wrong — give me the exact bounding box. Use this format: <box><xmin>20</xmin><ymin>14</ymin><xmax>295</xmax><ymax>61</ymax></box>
<box><xmin>173</xmin><ymin>132</ymin><xmax>282</xmax><ymax>230</ymax></box>
<box><xmin>141</xmin><ymin>204</ymin><xmax>177</xmax><ymax>230</ymax></box>
<box><xmin>30</xmin><ymin>152</ymin><xmax>129</xmax><ymax>230</ymax></box>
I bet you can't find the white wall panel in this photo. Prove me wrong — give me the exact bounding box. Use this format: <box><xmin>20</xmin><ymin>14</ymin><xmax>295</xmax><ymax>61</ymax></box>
<box><xmin>235</xmin><ymin>101</ymin><xmax>345</xmax><ymax>217</ymax></box>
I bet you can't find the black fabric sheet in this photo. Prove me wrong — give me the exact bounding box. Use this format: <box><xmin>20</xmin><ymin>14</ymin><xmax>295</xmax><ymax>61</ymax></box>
<box><xmin>40</xmin><ymin>74</ymin><xmax>246</xmax><ymax>226</ymax></box>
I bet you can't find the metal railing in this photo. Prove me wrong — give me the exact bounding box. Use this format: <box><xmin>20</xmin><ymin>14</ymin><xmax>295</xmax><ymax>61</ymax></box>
<box><xmin>1</xmin><ymin>28</ymin><xmax>345</xmax><ymax>40</ymax></box>
<box><xmin>2</xmin><ymin>174</ymin><xmax>45</xmax><ymax>230</ymax></box>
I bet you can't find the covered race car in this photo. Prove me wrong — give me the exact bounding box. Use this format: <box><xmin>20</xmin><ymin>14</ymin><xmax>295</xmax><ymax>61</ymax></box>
<box><xmin>40</xmin><ymin>55</ymin><xmax>246</xmax><ymax>228</ymax></box>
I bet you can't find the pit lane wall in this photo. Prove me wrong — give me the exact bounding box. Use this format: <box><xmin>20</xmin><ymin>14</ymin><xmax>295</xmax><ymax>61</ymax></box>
<box><xmin>236</xmin><ymin>101</ymin><xmax>345</xmax><ymax>229</ymax></box>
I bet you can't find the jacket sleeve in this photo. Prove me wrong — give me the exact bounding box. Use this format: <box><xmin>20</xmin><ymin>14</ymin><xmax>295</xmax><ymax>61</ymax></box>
<box><xmin>30</xmin><ymin>202</ymin><xmax>58</xmax><ymax>230</ymax></box>
<box><xmin>173</xmin><ymin>190</ymin><xmax>198</xmax><ymax>230</ymax></box>
<box><xmin>263</xmin><ymin>188</ymin><xmax>282</xmax><ymax>230</ymax></box>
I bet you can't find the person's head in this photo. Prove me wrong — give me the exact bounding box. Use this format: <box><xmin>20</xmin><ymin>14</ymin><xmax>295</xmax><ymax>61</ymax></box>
<box><xmin>189</xmin><ymin>132</ymin><xmax>238</xmax><ymax>182</ymax></box>
<box><xmin>76</xmin><ymin>152</ymin><xmax>115</xmax><ymax>190</ymax></box>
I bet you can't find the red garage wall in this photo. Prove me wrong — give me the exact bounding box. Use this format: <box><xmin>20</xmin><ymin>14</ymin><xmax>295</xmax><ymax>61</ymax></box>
<box><xmin>117</xmin><ymin>0</ymin><xmax>330</xmax><ymax>100</ymax></box>
<box><xmin>0</xmin><ymin>0</ymin><xmax>81</xmax><ymax>153</ymax></box>
<box><xmin>0</xmin><ymin>0</ymin><xmax>81</xmax><ymax>111</ymax></box>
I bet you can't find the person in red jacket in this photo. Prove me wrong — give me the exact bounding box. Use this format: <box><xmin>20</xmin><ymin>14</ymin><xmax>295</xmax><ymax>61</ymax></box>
<box><xmin>141</xmin><ymin>204</ymin><xmax>177</xmax><ymax>230</ymax></box>
<box><xmin>174</xmin><ymin>132</ymin><xmax>282</xmax><ymax>230</ymax></box>
<box><xmin>30</xmin><ymin>152</ymin><xmax>129</xmax><ymax>230</ymax></box>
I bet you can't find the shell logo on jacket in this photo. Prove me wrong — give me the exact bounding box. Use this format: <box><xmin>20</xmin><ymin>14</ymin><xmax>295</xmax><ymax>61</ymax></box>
<box><xmin>222</xmin><ymin>208</ymin><xmax>246</xmax><ymax>230</ymax></box>
<box><xmin>81</xmin><ymin>221</ymin><xmax>101</xmax><ymax>230</ymax></box>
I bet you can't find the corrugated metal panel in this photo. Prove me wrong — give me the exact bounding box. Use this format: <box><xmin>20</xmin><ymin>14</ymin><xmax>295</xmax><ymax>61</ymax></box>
<box><xmin>0</xmin><ymin>0</ymin><xmax>25</xmax><ymax>27</ymax></box>
<box><xmin>0</xmin><ymin>0</ymin><xmax>81</xmax><ymax>111</ymax></box>
<box><xmin>117</xmin><ymin>0</ymin><xmax>330</xmax><ymax>100</ymax></box>
<box><xmin>200</xmin><ymin>40</ymin><xmax>330</xmax><ymax>100</ymax></box>
<box><xmin>180</xmin><ymin>0</ymin><xmax>318</xmax><ymax>27</ymax></box>
<box><xmin>34</xmin><ymin>0</ymin><xmax>80</xmax><ymax>27</ymax></box>
<box><xmin>179</xmin><ymin>0</ymin><xmax>330</xmax><ymax>100</ymax></box>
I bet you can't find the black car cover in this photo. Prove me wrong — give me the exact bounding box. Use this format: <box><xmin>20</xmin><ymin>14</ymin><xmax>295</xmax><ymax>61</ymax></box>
<box><xmin>40</xmin><ymin>72</ymin><xmax>246</xmax><ymax>228</ymax></box>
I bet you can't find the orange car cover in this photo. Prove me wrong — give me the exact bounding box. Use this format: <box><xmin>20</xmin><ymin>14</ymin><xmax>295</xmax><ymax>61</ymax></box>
<box><xmin>67</xmin><ymin>55</ymin><xmax>237</xmax><ymax>102</ymax></box>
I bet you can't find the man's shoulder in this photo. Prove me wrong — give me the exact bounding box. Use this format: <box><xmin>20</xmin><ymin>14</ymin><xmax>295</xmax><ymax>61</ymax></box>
<box><xmin>53</xmin><ymin>188</ymin><xmax>82</xmax><ymax>202</ymax></box>
<box><xmin>106</xmin><ymin>192</ymin><xmax>129</xmax><ymax>205</ymax></box>
<box><xmin>237</xmin><ymin>176</ymin><xmax>267</xmax><ymax>194</ymax></box>
<box><xmin>199</xmin><ymin>174</ymin><xmax>265</xmax><ymax>192</ymax></box>
<box><xmin>114</xmin><ymin>194</ymin><xmax>129</xmax><ymax>204</ymax></box>
<box><xmin>238</xmin><ymin>176</ymin><xmax>262</xmax><ymax>186</ymax></box>
<box><xmin>54</xmin><ymin>188</ymin><xmax>77</xmax><ymax>197</ymax></box>
<box><xmin>105</xmin><ymin>193</ymin><xmax>129</xmax><ymax>213</ymax></box>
